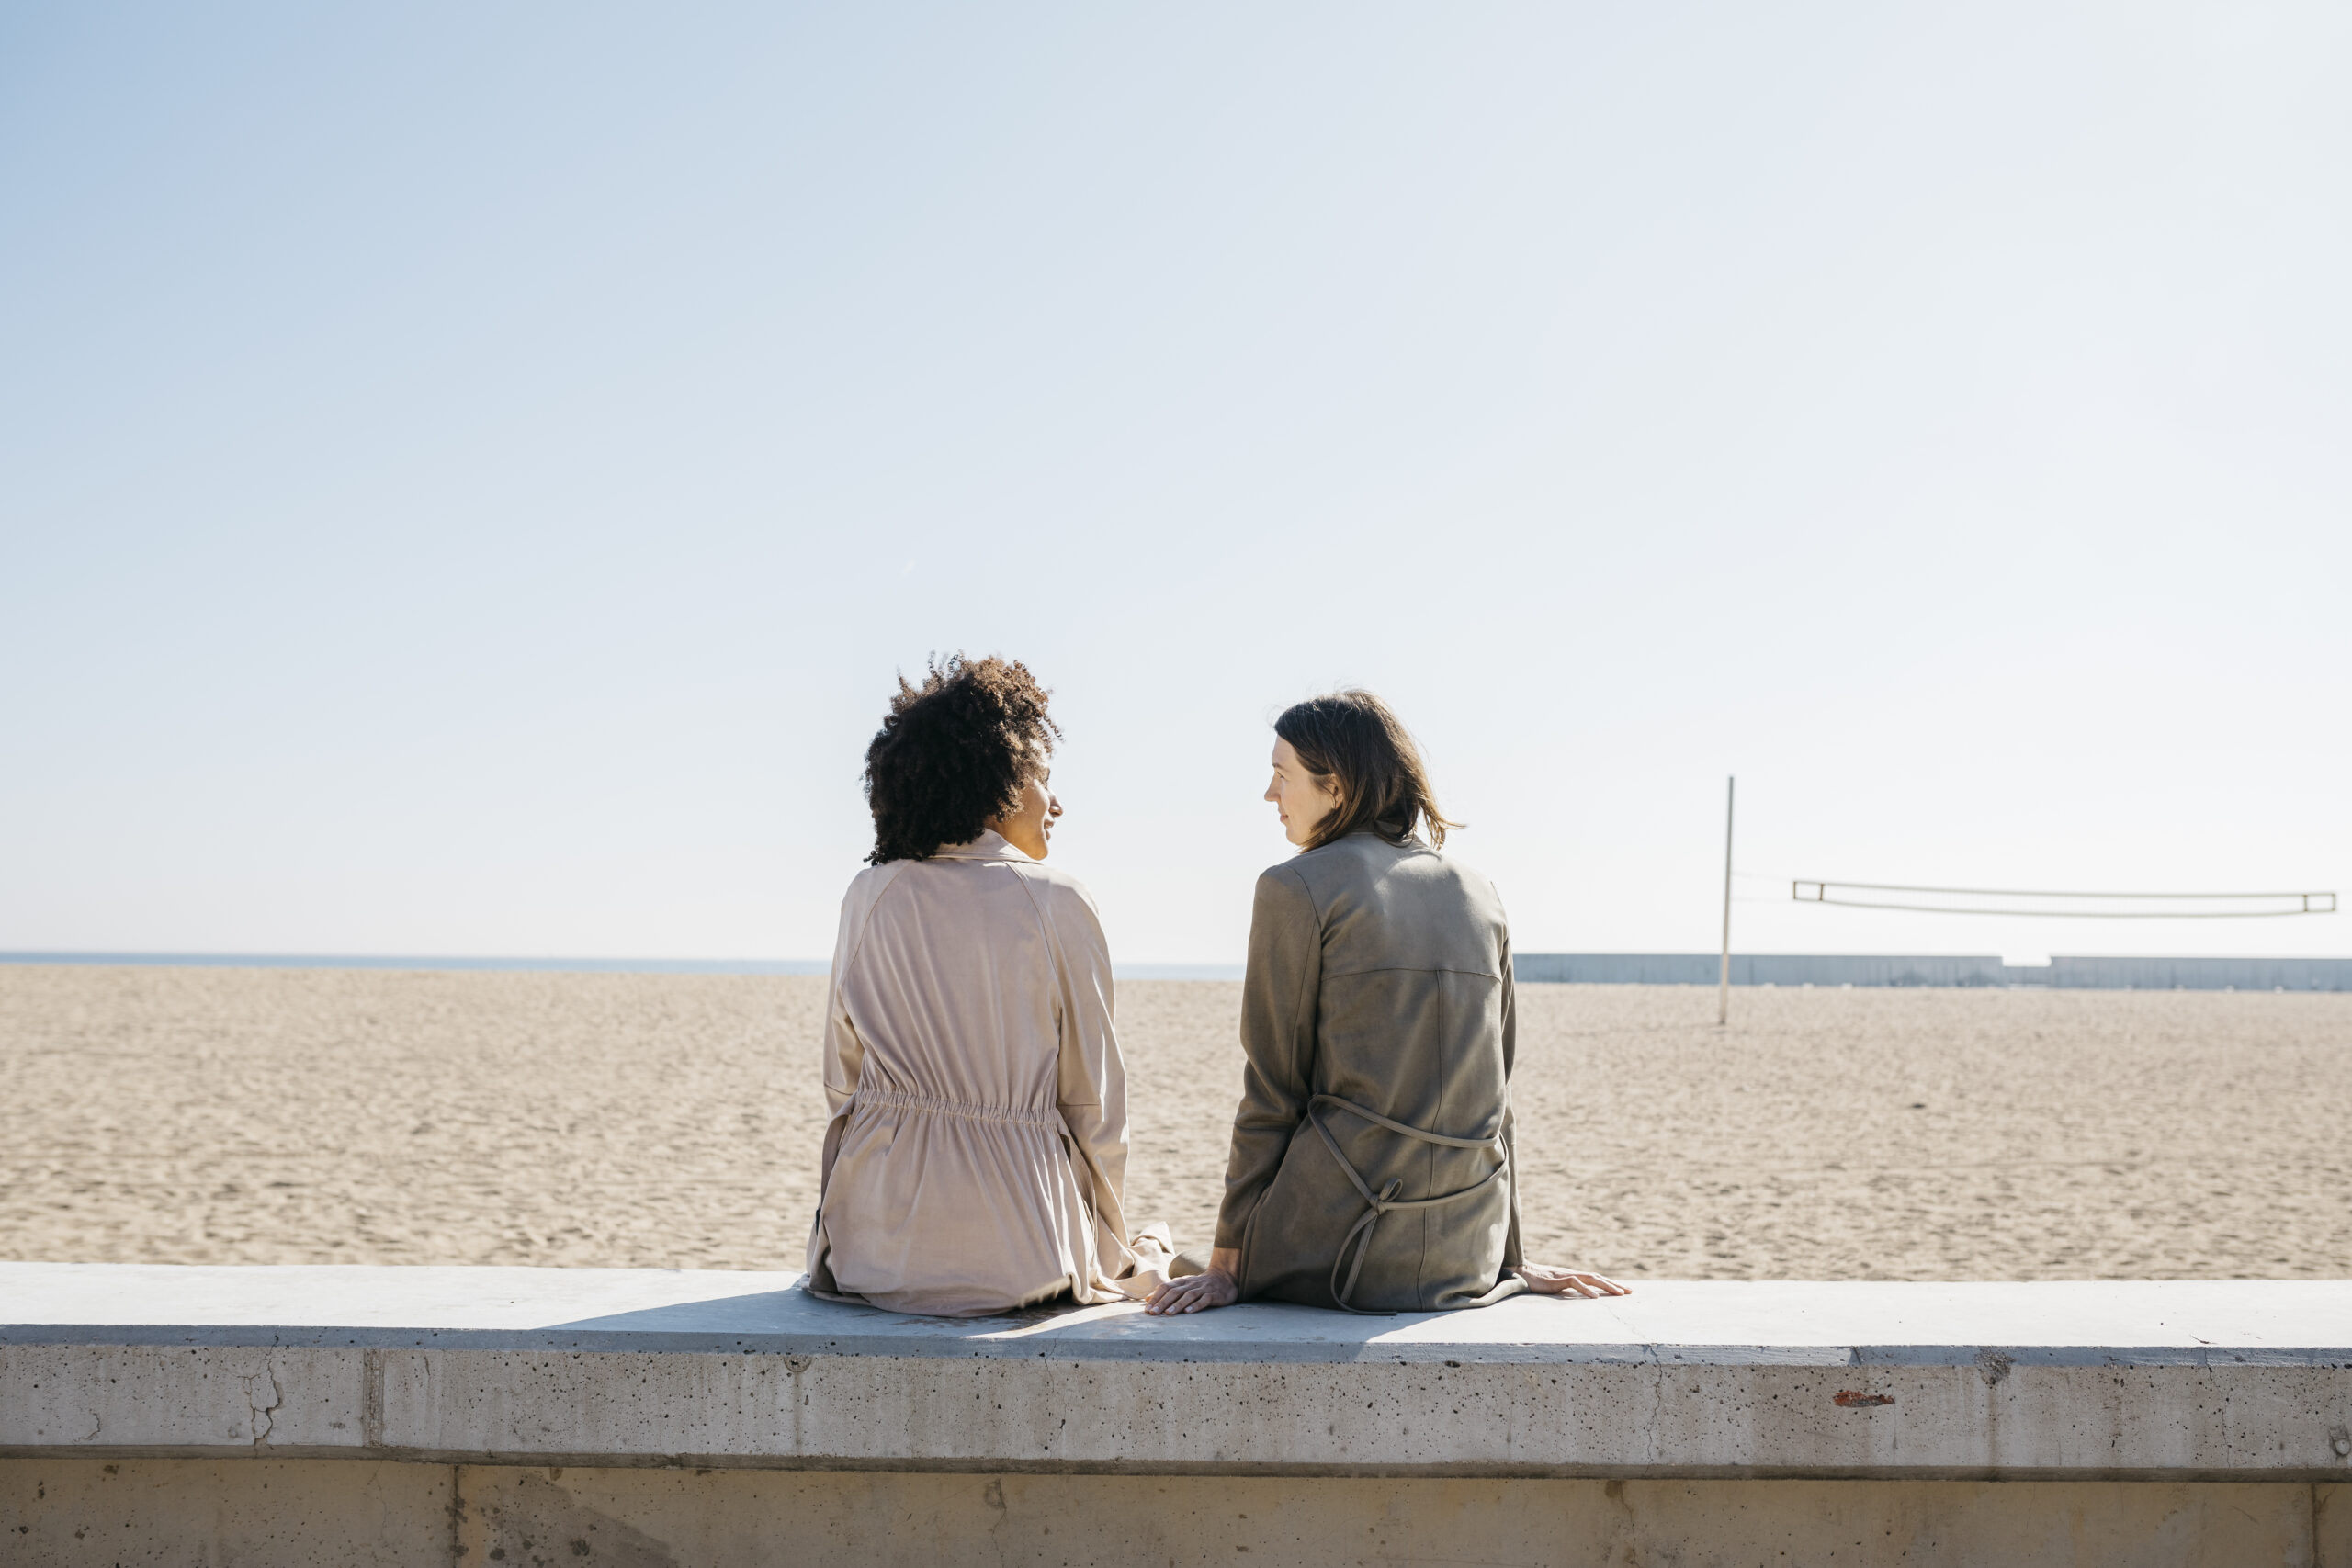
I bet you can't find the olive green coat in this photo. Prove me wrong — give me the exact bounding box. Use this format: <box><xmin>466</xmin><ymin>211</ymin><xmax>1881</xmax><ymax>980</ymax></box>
<box><xmin>1215</xmin><ymin>831</ymin><xmax>1524</xmax><ymax>1313</ymax></box>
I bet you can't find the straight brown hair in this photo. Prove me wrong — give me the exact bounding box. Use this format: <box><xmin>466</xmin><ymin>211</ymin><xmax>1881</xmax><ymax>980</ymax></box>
<box><xmin>1273</xmin><ymin>690</ymin><xmax>1461</xmax><ymax>852</ymax></box>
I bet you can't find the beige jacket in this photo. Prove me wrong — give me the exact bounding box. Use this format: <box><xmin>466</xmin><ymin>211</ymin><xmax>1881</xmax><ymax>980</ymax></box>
<box><xmin>804</xmin><ymin>831</ymin><xmax>1159</xmax><ymax>1316</ymax></box>
<box><xmin>1216</xmin><ymin>831</ymin><xmax>1525</xmax><ymax>1313</ymax></box>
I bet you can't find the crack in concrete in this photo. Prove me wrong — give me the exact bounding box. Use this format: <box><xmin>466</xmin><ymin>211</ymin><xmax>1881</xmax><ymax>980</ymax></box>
<box><xmin>243</xmin><ymin>1359</ymin><xmax>282</xmax><ymax>1446</ymax></box>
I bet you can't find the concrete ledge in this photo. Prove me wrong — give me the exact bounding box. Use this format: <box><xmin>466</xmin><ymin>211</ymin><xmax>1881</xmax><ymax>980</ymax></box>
<box><xmin>6</xmin><ymin>1267</ymin><xmax>2350</xmax><ymax>1483</ymax></box>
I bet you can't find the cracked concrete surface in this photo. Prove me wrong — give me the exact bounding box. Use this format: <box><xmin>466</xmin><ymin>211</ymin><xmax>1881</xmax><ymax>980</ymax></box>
<box><xmin>243</xmin><ymin>1361</ymin><xmax>281</xmax><ymax>1444</ymax></box>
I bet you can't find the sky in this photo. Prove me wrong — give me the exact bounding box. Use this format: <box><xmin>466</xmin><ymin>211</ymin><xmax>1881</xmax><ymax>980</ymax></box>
<box><xmin>3</xmin><ymin>2</ymin><xmax>2346</xmax><ymax>966</ymax></box>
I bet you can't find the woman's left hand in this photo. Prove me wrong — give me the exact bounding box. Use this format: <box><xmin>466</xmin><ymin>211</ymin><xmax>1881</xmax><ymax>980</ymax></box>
<box><xmin>1144</xmin><ymin>1267</ymin><xmax>1238</xmax><ymax>1314</ymax></box>
<box><xmin>1514</xmin><ymin>1263</ymin><xmax>1632</xmax><ymax>1298</ymax></box>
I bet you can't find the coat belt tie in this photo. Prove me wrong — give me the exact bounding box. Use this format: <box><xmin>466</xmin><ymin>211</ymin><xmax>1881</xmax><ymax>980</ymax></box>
<box><xmin>1306</xmin><ymin>1092</ymin><xmax>1510</xmax><ymax>1314</ymax></box>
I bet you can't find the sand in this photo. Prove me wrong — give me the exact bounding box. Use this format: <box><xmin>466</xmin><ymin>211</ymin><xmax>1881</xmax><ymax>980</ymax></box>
<box><xmin>2</xmin><ymin>965</ymin><xmax>2347</xmax><ymax>1280</ymax></box>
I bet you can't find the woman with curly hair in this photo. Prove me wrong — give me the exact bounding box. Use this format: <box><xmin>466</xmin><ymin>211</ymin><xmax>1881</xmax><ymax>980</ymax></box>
<box><xmin>805</xmin><ymin>654</ymin><xmax>1172</xmax><ymax>1316</ymax></box>
<box><xmin>1148</xmin><ymin>690</ymin><xmax>1627</xmax><ymax>1316</ymax></box>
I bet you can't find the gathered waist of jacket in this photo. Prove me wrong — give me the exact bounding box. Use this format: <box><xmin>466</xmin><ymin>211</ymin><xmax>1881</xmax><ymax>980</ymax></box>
<box><xmin>853</xmin><ymin>1084</ymin><xmax>1066</xmax><ymax>1132</ymax></box>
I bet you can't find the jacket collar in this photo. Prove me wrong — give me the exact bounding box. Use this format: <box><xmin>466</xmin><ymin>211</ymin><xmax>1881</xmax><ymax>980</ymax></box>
<box><xmin>930</xmin><ymin>829</ymin><xmax>1034</xmax><ymax>863</ymax></box>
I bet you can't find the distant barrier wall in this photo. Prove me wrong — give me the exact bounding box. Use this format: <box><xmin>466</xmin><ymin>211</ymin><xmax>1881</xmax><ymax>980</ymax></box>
<box><xmin>1511</xmin><ymin>953</ymin><xmax>2352</xmax><ymax>990</ymax></box>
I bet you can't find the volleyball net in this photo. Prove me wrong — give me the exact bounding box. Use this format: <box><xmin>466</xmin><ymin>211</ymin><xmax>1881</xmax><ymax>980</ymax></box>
<box><xmin>1789</xmin><ymin>881</ymin><xmax>2338</xmax><ymax>919</ymax></box>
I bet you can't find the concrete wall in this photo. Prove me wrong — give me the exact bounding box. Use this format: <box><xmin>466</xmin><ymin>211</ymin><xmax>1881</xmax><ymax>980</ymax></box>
<box><xmin>2038</xmin><ymin>954</ymin><xmax>2352</xmax><ymax>991</ymax></box>
<box><xmin>6</xmin><ymin>1266</ymin><xmax>2351</xmax><ymax>1565</ymax></box>
<box><xmin>6</xmin><ymin>1460</ymin><xmax>2348</xmax><ymax>1567</ymax></box>
<box><xmin>1512</xmin><ymin>953</ymin><xmax>2352</xmax><ymax>989</ymax></box>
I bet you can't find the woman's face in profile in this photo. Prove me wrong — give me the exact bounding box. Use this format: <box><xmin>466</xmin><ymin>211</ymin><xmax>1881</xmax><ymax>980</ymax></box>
<box><xmin>1265</xmin><ymin>739</ymin><xmax>1341</xmax><ymax>847</ymax></box>
<box><xmin>989</xmin><ymin>767</ymin><xmax>1062</xmax><ymax>859</ymax></box>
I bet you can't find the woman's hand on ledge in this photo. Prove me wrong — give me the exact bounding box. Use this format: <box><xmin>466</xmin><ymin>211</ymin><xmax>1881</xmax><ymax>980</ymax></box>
<box><xmin>1144</xmin><ymin>1265</ymin><xmax>1239</xmax><ymax>1315</ymax></box>
<box><xmin>1514</xmin><ymin>1264</ymin><xmax>1632</xmax><ymax>1299</ymax></box>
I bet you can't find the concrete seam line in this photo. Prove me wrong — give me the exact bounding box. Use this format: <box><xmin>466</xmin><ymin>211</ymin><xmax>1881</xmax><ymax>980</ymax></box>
<box><xmin>447</xmin><ymin>1462</ymin><xmax>464</xmax><ymax>1568</ymax></box>
<box><xmin>362</xmin><ymin>1348</ymin><xmax>383</xmax><ymax>1448</ymax></box>
<box><xmin>11</xmin><ymin>1450</ymin><xmax>2342</xmax><ymax>1483</ymax></box>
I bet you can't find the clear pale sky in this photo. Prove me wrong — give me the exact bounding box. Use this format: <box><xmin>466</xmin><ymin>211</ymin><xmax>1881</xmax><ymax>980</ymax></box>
<box><xmin>3</xmin><ymin>4</ymin><xmax>2346</xmax><ymax>964</ymax></box>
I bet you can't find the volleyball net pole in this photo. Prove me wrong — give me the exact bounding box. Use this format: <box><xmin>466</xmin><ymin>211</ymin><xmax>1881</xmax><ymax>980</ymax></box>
<box><xmin>1719</xmin><ymin>775</ymin><xmax>1735</xmax><ymax>1027</ymax></box>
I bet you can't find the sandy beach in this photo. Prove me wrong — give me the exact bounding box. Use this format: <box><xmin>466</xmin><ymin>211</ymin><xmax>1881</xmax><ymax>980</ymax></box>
<box><xmin>2</xmin><ymin>964</ymin><xmax>2346</xmax><ymax>1280</ymax></box>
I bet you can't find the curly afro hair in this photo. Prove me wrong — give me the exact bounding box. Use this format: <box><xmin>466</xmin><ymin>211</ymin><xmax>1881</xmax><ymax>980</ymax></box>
<box><xmin>864</xmin><ymin>654</ymin><xmax>1061</xmax><ymax>864</ymax></box>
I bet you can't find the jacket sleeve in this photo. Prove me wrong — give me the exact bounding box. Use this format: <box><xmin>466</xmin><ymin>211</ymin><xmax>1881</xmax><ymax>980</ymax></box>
<box><xmin>1214</xmin><ymin>867</ymin><xmax>1323</xmax><ymax>1250</ymax></box>
<box><xmin>1498</xmin><ymin>925</ymin><xmax>1523</xmax><ymax>1269</ymax></box>
<box><xmin>820</xmin><ymin>971</ymin><xmax>864</xmax><ymax>1122</ymax></box>
<box><xmin>806</xmin><ymin>873</ymin><xmax>882</xmax><ymax>1292</ymax></box>
<box><xmin>817</xmin><ymin>878</ymin><xmax>875</xmax><ymax>1125</ymax></box>
<box><xmin>1046</xmin><ymin>877</ymin><xmax>1135</xmax><ymax>1270</ymax></box>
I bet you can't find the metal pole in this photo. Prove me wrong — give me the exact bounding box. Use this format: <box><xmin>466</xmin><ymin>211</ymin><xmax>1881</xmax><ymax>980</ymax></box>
<box><xmin>1718</xmin><ymin>775</ymin><xmax>1735</xmax><ymax>1027</ymax></box>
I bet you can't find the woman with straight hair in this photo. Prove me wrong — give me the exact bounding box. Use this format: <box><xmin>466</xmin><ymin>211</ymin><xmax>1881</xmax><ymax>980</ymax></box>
<box><xmin>1147</xmin><ymin>691</ymin><xmax>1627</xmax><ymax>1315</ymax></box>
<box><xmin>806</xmin><ymin>654</ymin><xmax>1172</xmax><ymax>1316</ymax></box>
